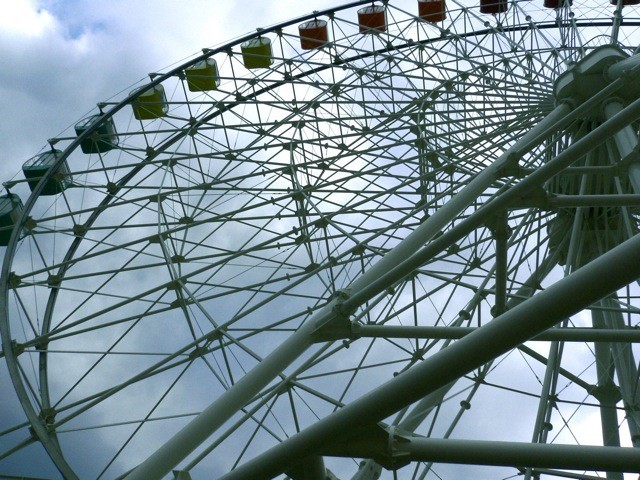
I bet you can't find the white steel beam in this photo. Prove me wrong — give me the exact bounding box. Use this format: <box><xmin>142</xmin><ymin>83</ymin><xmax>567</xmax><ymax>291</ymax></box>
<box><xmin>124</xmin><ymin>100</ymin><xmax>574</xmax><ymax>480</ymax></box>
<box><xmin>217</xmin><ymin>223</ymin><xmax>640</xmax><ymax>480</ymax></box>
<box><xmin>394</xmin><ymin>438</ymin><xmax>640</xmax><ymax>472</ymax></box>
<box><xmin>324</xmin><ymin>436</ymin><xmax>640</xmax><ymax>472</ymax></box>
<box><xmin>353</xmin><ymin>325</ymin><xmax>640</xmax><ymax>342</ymax></box>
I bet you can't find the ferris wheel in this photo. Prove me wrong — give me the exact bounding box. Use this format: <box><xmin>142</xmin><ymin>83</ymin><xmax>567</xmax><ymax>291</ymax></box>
<box><xmin>2</xmin><ymin>0</ymin><xmax>640</xmax><ymax>479</ymax></box>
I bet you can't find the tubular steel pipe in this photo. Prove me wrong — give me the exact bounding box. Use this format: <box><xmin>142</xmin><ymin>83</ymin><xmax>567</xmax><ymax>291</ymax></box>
<box><xmin>492</xmin><ymin>212</ymin><xmax>509</xmax><ymax>316</ymax></box>
<box><xmin>353</xmin><ymin>325</ymin><xmax>640</xmax><ymax>343</ymax></box>
<box><xmin>324</xmin><ymin>436</ymin><xmax>640</xmax><ymax>472</ymax></box>
<box><xmin>393</xmin><ymin>438</ymin><xmax>640</xmax><ymax>472</ymax></box>
<box><xmin>607</xmin><ymin>52</ymin><xmax>640</xmax><ymax>81</ymax></box>
<box><xmin>342</xmin><ymin>90</ymin><xmax>640</xmax><ymax>315</ymax></box>
<box><xmin>217</xmin><ymin>231</ymin><xmax>640</xmax><ymax>480</ymax></box>
<box><xmin>604</xmin><ymin>99</ymin><xmax>640</xmax><ymax>195</ymax></box>
<box><xmin>124</xmin><ymin>98</ymin><xmax>574</xmax><ymax>480</ymax></box>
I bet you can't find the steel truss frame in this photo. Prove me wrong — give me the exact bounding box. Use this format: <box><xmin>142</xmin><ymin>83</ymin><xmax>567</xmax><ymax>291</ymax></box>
<box><xmin>1</xmin><ymin>2</ymin><xmax>640</xmax><ymax>480</ymax></box>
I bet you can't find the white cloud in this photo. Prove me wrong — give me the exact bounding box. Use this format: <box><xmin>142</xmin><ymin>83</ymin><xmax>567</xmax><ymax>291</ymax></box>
<box><xmin>0</xmin><ymin>0</ymin><xmax>57</xmax><ymax>37</ymax></box>
<box><xmin>3</xmin><ymin>1</ymin><xmax>639</xmax><ymax>480</ymax></box>
<box><xmin>0</xmin><ymin>0</ymin><xmax>340</xmax><ymax>182</ymax></box>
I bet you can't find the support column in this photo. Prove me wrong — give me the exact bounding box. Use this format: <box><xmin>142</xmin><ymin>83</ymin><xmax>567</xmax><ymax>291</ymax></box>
<box><xmin>591</xmin><ymin>306</ymin><xmax>624</xmax><ymax>461</ymax></box>
<box><xmin>394</xmin><ymin>438</ymin><xmax>640</xmax><ymax>472</ymax></box>
<box><xmin>125</xmin><ymin>101</ymin><xmax>574</xmax><ymax>480</ymax></box>
<box><xmin>599</xmin><ymin>297</ymin><xmax>640</xmax><ymax>446</ymax></box>
<box><xmin>600</xmin><ymin>100</ymin><xmax>640</xmax><ymax>447</ymax></box>
<box><xmin>217</xmin><ymin>231</ymin><xmax>640</xmax><ymax>480</ymax></box>
<box><xmin>488</xmin><ymin>212</ymin><xmax>509</xmax><ymax>316</ymax></box>
<box><xmin>604</xmin><ymin>100</ymin><xmax>640</xmax><ymax>193</ymax></box>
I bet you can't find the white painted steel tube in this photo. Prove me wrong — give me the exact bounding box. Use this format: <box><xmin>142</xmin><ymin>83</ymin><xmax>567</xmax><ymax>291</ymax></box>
<box><xmin>126</xmin><ymin>104</ymin><xmax>573</xmax><ymax>480</ymax></box>
<box><xmin>607</xmin><ymin>52</ymin><xmax>640</xmax><ymax>81</ymax></box>
<box><xmin>218</xmin><ymin>229</ymin><xmax>640</xmax><ymax>480</ymax></box>
<box><xmin>603</xmin><ymin>100</ymin><xmax>640</xmax><ymax>193</ymax></box>
<box><xmin>354</xmin><ymin>325</ymin><xmax>640</xmax><ymax>342</ymax></box>
<box><xmin>397</xmin><ymin>438</ymin><xmax>640</xmax><ymax>472</ymax></box>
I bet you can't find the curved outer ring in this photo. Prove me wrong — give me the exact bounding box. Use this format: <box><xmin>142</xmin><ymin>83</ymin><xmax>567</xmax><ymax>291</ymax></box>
<box><xmin>0</xmin><ymin>2</ymin><xmax>634</xmax><ymax>476</ymax></box>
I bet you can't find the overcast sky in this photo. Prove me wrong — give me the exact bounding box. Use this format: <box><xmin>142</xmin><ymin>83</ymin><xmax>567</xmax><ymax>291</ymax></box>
<box><xmin>0</xmin><ymin>1</ymin><xmax>346</xmax><ymax>478</ymax></box>
<box><xmin>0</xmin><ymin>0</ymin><xmax>343</xmax><ymax>188</ymax></box>
<box><xmin>3</xmin><ymin>2</ymin><xmax>639</xmax><ymax>480</ymax></box>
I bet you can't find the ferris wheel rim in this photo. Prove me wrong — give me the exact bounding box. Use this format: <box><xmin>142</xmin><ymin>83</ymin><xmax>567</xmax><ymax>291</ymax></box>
<box><xmin>2</xmin><ymin>1</ymin><xmax>640</xmax><ymax>479</ymax></box>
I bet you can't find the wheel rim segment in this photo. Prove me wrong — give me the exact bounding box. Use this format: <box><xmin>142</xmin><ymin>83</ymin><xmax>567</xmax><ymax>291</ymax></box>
<box><xmin>1</xmin><ymin>1</ymin><xmax>640</xmax><ymax>479</ymax></box>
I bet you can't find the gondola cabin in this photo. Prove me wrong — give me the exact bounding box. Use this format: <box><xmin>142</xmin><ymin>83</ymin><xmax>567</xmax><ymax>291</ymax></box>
<box><xmin>131</xmin><ymin>84</ymin><xmax>168</xmax><ymax>120</ymax></box>
<box><xmin>0</xmin><ymin>194</ymin><xmax>24</xmax><ymax>246</ymax></box>
<box><xmin>299</xmin><ymin>20</ymin><xmax>329</xmax><ymax>50</ymax></box>
<box><xmin>544</xmin><ymin>0</ymin><xmax>573</xmax><ymax>7</ymax></box>
<box><xmin>185</xmin><ymin>58</ymin><xmax>220</xmax><ymax>92</ymax></box>
<box><xmin>480</xmin><ymin>0</ymin><xmax>507</xmax><ymax>13</ymax></box>
<box><xmin>418</xmin><ymin>0</ymin><xmax>446</xmax><ymax>22</ymax></box>
<box><xmin>358</xmin><ymin>5</ymin><xmax>387</xmax><ymax>33</ymax></box>
<box><xmin>23</xmin><ymin>150</ymin><xmax>71</xmax><ymax>195</ymax></box>
<box><xmin>241</xmin><ymin>37</ymin><xmax>274</xmax><ymax>69</ymax></box>
<box><xmin>75</xmin><ymin>114</ymin><xmax>119</xmax><ymax>154</ymax></box>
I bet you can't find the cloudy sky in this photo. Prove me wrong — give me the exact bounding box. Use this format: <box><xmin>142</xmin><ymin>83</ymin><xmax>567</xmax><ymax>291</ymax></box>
<box><xmin>0</xmin><ymin>1</ymin><xmax>345</xmax><ymax>478</ymax></box>
<box><xmin>2</xmin><ymin>1</ymin><xmax>639</xmax><ymax>480</ymax></box>
<box><xmin>0</xmin><ymin>0</ymin><xmax>341</xmax><ymax>187</ymax></box>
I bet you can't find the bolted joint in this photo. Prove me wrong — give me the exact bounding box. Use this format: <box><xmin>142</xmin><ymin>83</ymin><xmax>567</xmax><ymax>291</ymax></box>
<box><xmin>73</xmin><ymin>223</ymin><xmax>87</xmax><ymax>238</ymax></box>
<box><xmin>473</xmin><ymin>371</ymin><xmax>487</xmax><ymax>384</ymax></box>
<box><xmin>39</xmin><ymin>407</ymin><xmax>57</xmax><ymax>433</ymax></box>
<box><xmin>380</xmin><ymin>427</ymin><xmax>412</xmax><ymax>471</ymax></box>
<box><xmin>11</xmin><ymin>340</ymin><xmax>24</xmax><ymax>357</ymax></box>
<box><xmin>490</xmin><ymin>304</ymin><xmax>509</xmax><ymax>317</ymax></box>
<box><xmin>311</xmin><ymin>290</ymin><xmax>354</xmax><ymax>342</ymax></box>
<box><xmin>23</xmin><ymin>216</ymin><xmax>37</xmax><ymax>232</ymax></box>
<box><xmin>485</xmin><ymin>213</ymin><xmax>511</xmax><ymax>239</ymax></box>
<box><xmin>589</xmin><ymin>383</ymin><xmax>622</xmax><ymax>403</ymax></box>
<box><xmin>8</xmin><ymin>272</ymin><xmax>21</xmax><ymax>289</ymax></box>
<box><xmin>497</xmin><ymin>151</ymin><xmax>525</xmax><ymax>178</ymax></box>
<box><xmin>508</xmin><ymin>186</ymin><xmax>550</xmax><ymax>211</ymax></box>
<box><xmin>188</xmin><ymin>345</ymin><xmax>209</xmax><ymax>360</ymax></box>
<box><xmin>170</xmin><ymin>297</ymin><xmax>192</xmax><ymax>308</ymax></box>
<box><xmin>47</xmin><ymin>274</ymin><xmax>62</xmax><ymax>287</ymax></box>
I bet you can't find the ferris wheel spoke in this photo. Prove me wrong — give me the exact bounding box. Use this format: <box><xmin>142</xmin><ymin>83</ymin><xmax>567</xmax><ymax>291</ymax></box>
<box><xmin>5</xmin><ymin>2</ymin><xmax>640</xmax><ymax>478</ymax></box>
<box><xmin>0</xmin><ymin>435</ymin><xmax>38</xmax><ymax>463</ymax></box>
<box><xmin>93</xmin><ymin>361</ymin><xmax>195</xmax><ymax>480</ymax></box>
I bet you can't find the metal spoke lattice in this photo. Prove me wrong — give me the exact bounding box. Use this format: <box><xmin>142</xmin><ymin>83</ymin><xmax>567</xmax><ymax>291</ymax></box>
<box><xmin>2</xmin><ymin>1</ymin><xmax>640</xmax><ymax>479</ymax></box>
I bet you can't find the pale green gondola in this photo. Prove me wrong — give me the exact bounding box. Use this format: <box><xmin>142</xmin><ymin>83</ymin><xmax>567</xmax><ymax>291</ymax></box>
<box><xmin>185</xmin><ymin>58</ymin><xmax>220</xmax><ymax>92</ymax></box>
<box><xmin>241</xmin><ymin>37</ymin><xmax>273</xmax><ymax>69</ymax></box>
<box><xmin>22</xmin><ymin>150</ymin><xmax>72</xmax><ymax>196</ymax></box>
<box><xmin>74</xmin><ymin>114</ymin><xmax>119</xmax><ymax>154</ymax></box>
<box><xmin>0</xmin><ymin>193</ymin><xmax>24</xmax><ymax>246</ymax></box>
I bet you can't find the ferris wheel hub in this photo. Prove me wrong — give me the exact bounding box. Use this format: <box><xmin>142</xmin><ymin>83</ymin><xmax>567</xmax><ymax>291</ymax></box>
<box><xmin>554</xmin><ymin>45</ymin><xmax>640</xmax><ymax>116</ymax></box>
